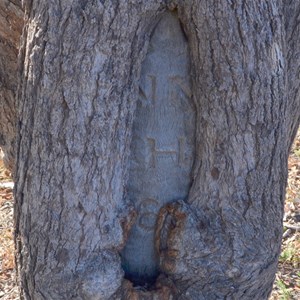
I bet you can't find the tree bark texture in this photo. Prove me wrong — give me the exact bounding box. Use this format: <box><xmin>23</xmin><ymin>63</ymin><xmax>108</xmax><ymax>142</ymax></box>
<box><xmin>13</xmin><ymin>0</ymin><xmax>300</xmax><ymax>299</ymax></box>
<box><xmin>0</xmin><ymin>0</ymin><xmax>23</xmax><ymax>170</ymax></box>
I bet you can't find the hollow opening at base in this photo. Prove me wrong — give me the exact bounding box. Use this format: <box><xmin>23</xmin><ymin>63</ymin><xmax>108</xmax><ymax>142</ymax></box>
<box><xmin>123</xmin><ymin>268</ymin><xmax>159</xmax><ymax>289</ymax></box>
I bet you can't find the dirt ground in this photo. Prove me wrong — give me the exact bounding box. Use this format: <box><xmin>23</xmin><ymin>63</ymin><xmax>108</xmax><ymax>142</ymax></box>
<box><xmin>0</xmin><ymin>153</ymin><xmax>17</xmax><ymax>300</ymax></box>
<box><xmin>0</xmin><ymin>132</ymin><xmax>299</xmax><ymax>299</ymax></box>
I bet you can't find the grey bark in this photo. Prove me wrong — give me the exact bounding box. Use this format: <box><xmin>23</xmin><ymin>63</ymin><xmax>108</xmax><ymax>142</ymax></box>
<box><xmin>0</xmin><ymin>0</ymin><xmax>23</xmax><ymax>170</ymax></box>
<box><xmin>8</xmin><ymin>0</ymin><xmax>300</xmax><ymax>299</ymax></box>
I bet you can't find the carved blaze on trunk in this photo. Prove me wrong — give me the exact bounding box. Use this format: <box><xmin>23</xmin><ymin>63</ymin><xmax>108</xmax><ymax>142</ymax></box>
<box><xmin>11</xmin><ymin>0</ymin><xmax>300</xmax><ymax>299</ymax></box>
<box><xmin>121</xmin><ymin>12</ymin><xmax>195</xmax><ymax>286</ymax></box>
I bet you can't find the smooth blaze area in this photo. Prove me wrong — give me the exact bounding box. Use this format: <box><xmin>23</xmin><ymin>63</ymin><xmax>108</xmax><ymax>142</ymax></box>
<box><xmin>121</xmin><ymin>12</ymin><xmax>195</xmax><ymax>285</ymax></box>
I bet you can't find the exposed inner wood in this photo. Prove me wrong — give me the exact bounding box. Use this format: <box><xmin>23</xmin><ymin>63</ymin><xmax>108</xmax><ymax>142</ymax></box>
<box><xmin>121</xmin><ymin>11</ymin><xmax>195</xmax><ymax>286</ymax></box>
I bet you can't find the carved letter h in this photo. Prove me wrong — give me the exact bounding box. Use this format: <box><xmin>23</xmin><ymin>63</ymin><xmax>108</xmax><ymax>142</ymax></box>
<box><xmin>147</xmin><ymin>138</ymin><xmax>185</xmax><ymax>168</ymax></box>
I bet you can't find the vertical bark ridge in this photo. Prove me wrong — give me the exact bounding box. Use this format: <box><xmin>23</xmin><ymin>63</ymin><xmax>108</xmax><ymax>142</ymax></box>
<box><xmin>15</xmin><ymin>1</ymin><xmax>169</xmax><ymax>299</ymax></box>
<box><xmin>152</xmin><ymin>0</ymin><xmax>293</xmax><ymax>298</ymax></box>
<box><xmin>0</xmin><ymin>0</ymin><xmax>23</xmax><ymax>170</ymax></box>
<box><xmin>285</xmin><ymin>0</ymin><xmax>300</xmax><ymax>147</ymax></box>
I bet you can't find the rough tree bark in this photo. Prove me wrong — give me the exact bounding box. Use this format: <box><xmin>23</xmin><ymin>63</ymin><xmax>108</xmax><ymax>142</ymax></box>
<box><xmin>0</xmin><ymin>0</ymin><xmax>298</xmax><ymax>299</ymax></box>
<box><xmin>0</xmin><ymin>0</ymin><xmax>23</xmax><ymax>170</ymax></box>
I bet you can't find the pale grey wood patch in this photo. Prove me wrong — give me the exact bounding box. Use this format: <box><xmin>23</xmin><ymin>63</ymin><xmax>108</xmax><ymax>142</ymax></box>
<box><xmin>121</xmin><ymin>12</ymin><xmax>195</xmax><ymax>285</ymax></box>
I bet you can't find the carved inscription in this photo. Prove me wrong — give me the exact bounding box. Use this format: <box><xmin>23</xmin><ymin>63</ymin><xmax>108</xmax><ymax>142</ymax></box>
<box><xmin>121</xmin><ymin>12</ymin><xmax>195</xmax><ymax>284</ymax></box>
<box><xmin>138</xmin><ymin>198</ymin><xmax>159</xmax><ymax>230</ymax></box>
<box><xmin>147</xmin><ymin>137</ymin><xmax>186</xmax><ymax>168</ymax></box>
<box><xmin>139</xmin><ymin>75</ymin><xmax>157</xmax><ymax>107</ymax></box>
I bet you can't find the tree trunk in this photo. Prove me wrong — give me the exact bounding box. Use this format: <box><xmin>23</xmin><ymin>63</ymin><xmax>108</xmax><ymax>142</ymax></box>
<box><xmin>0</xmin><ymin>0</ymin><xmax>23</xmax><ymax>170</ymax></box>
<box><xmin>12</xmin><ymin>0</ymin><xmax>300</xmax><ymax>299</ymax></box>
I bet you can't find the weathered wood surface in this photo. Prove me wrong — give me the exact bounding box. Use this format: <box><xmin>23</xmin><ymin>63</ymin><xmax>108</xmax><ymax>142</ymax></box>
<box><xmin>0</xmin><ymin>0</ymin><xmax>297</xmax><ymax>299</ymax></box>
<box><xmin>121</xmin><ymin>12</ymin><xmax>195</xmax><ymax>285</ymax></box>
